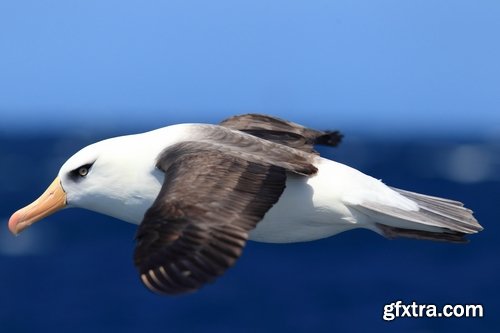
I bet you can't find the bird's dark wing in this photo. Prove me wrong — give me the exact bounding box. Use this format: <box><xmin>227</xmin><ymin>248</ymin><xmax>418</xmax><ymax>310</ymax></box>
<box><xmin>133</xmin><ymin>140</ymin><xmax>317</xmax><ymax>295</ymax></box>
<box><xmin>220</xmin><ymin>113</ymin><xmax>343</xmax><ymax>153</ymax></box>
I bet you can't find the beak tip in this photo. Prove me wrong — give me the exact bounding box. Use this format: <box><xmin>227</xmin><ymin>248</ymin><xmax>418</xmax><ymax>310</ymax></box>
<box><xmin>8</xmin><ymin>211</ymin><xmax>21</xmax><ymax>235</ymax></box>
<box><xmin>8</xmin><ymin>210</ymin><xmax>29</xmax><ymax>236</ymax></box>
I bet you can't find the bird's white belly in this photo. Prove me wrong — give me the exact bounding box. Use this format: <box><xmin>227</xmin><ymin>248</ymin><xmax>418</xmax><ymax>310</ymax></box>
<box><xmin>249</xmin><ymin>159</ymin><xmax>362</xmax><ymax>243</ymax></box>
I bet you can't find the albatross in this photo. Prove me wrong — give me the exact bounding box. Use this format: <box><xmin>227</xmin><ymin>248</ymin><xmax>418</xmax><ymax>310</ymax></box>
<box><xmin>8</xmin><ymin>114</ymin><xmax>482</xmax><ymax>295</ymax></box>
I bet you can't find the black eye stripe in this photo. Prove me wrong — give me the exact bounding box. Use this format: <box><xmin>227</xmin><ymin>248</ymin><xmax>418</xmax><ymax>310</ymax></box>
<box><xmin>70</xmin><ymin>163</ymin><xmax>95</xmax><ymax>179</ymax></box>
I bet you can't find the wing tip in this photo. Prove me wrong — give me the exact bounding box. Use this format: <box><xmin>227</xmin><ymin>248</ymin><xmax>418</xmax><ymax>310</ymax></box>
<box><xmin>314</xmin><ymin>130</ymin><xmax>343</xmax><ymax>147</ymax></box>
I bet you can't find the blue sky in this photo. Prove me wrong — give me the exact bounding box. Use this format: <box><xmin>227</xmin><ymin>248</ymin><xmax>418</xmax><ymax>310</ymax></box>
<box><xmin>0</xmin><ymin>0</ymin><xmax>499</xmax><ymax>136</ymax></box>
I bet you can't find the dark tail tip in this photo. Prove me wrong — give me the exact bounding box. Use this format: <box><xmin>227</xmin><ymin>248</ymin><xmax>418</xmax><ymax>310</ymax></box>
<box><xmin>376</xmin><ymin>223</ymin><xmax>469</xmax><ymax>243</ymax></box>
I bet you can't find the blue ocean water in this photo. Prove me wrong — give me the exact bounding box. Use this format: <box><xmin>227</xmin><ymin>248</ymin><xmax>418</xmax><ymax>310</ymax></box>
<box><xmin>0</xmin><ymin>132</ymin><xmax>498</xmax><ymax>333</ymax></box>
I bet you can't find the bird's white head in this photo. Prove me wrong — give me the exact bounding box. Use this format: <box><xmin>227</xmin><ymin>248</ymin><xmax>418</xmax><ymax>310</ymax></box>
<box><xmin>8</xmin><ymin>134</ymin><xmax>164</xmax><ymax>235</ymax></box>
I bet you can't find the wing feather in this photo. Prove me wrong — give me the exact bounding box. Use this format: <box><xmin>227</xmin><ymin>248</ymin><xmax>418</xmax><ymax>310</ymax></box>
<box><xmin>134</xmin><ymin>139</ymin><xmax>317</xmax><ymax>295</ymax></box>
<box><xmin>220</xmin><ymin>113</ymin><xmax>343</xmax><ymax>153</ymax></box>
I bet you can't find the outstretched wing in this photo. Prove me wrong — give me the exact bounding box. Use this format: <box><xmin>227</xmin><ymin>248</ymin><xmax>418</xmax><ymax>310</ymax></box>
<box><xmin>133</xmin><ymin>140</ymin><xmax>317</xmax><ymax>295</ymax></box>
<box><xmin>220</xmin><ymin>113</ymin><xmax>343</xmax><ymax>153</ymax></box>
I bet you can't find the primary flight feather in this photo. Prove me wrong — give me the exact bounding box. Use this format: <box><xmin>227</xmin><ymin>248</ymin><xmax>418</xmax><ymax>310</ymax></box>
<box><xmin>8</xmin><ymin>114</ymin><xmax>482</xmax><ymax>295</ymax></box>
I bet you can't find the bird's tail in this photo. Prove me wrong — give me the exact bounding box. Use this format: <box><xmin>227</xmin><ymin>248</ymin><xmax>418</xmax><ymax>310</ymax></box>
<box><xmin>355</xmin><ymin>188</ymin><xmax>483</xmax><ymax>243</ymax></box>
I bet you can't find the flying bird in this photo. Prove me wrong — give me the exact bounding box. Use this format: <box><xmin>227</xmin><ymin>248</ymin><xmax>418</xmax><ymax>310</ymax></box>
<box><xmin>8</xmin><ymin>114</ymin><xmax>482</xmax><ymax>295</ymax></box>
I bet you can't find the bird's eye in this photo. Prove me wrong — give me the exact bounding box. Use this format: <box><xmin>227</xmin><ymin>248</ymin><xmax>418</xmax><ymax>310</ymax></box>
<box><xmin>78</xmin><ymin>167</ymin><xmax>89</xmax><ymax>177</ymax></box>
<box><xmin>70</xmin><ymin>163</ymin><xmax>94</xmax><ymax>179</ymax></box>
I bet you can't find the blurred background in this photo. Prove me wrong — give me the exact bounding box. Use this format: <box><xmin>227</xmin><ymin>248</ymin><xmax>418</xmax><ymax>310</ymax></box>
<box><xmin>1</xmin><ymin>1</ymin><xmax>499</xmax><ymax>332</ymax></box>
